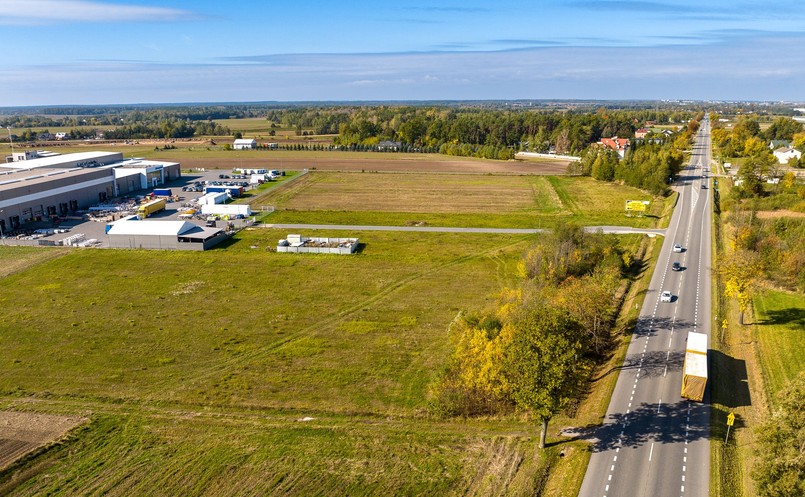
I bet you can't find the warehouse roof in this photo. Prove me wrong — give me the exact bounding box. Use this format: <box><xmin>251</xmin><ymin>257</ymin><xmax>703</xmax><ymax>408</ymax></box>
<box><xmin>0</xmin><ymin>167</ymin><xmax>112</xmax><ymax>193</ymax></box>
<box><xmin>107</xmin><ymin>220</ymin><xmax>198</xmax><ymax>236</ymax></box>
<box><xmin>1</xmin><ymin>151</ymin><xmax>123</xmax><ymax>170</ymax></box>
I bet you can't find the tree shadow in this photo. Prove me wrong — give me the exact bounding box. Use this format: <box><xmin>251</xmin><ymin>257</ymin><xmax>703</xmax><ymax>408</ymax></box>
<box><xmin>572</xmin><ymin>400</ymin><xmax>709</xmax><ymax>452</ymax></box>
<box><xmin>756</xmin><ymin>307</ymin><xmax>805</xmax><ymax>328</ymax></box>
<box><xmin>709</xmin><ymin>349</ymin><xmax>752</xmax><ymax>409</ymax></box>
<box><xmin>633</xmin><ymin>315</ymin><xmax>693</xmax><ymax>338</ymax></box>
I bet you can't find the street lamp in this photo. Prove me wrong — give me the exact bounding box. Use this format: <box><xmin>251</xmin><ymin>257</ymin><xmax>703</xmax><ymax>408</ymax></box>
<box><xmin>6</xmin><ymin>126</ymin><xmax>14</xmax><ymax>158</ymax></box>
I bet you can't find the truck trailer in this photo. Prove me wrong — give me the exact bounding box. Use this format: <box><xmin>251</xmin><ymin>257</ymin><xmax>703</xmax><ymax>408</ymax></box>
<box><xmin>205</xmin><ymin>185</ymin><xmax>243</xmax><ymax>197</ymax></box>
<box><xmin>152</xmin><ymin>188</ymin><xmax>173</xmax><ymax>197</ymax></box>
<box><xmin>681</xmin><ymin>331</ymin><xmax>708</xmax><ymax>401</ymax></box>
<box><xmin>200</xmin><ymin>204</ymin><xmax>251</xmax><ymax>217</ymax></box>
<box><xmin>137</xmin><ymin>198</ymin><xmax>167</xmax><ymax>219</ymax></box>
<box><xmin>197</xmin><ymin>192</ymin><xmax>230</xmax><ymax>206</ymax></box>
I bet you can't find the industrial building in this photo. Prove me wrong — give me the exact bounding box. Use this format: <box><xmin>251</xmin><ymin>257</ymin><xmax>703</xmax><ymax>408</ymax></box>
<box><xmin>0</xmin><ymin>151</ymin><xmax>180</xmax><ymax>232</ymax></box>
<box><xmin>106</xmin><ymin>220</ymin><xmax>226</xmax><ymax>250</ymax></box>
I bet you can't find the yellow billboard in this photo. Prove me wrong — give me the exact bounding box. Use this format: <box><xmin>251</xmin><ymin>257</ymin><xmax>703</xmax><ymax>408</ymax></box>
<box><xmin>625</xmin><ymin>200</ymin><xmax>649</xmax><ymax>212</ymax></box>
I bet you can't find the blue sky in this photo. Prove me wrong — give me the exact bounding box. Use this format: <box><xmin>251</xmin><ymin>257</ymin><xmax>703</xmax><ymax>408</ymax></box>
<box><xmin>1</xmin><ymin>0</ymin><xmax>804</xmax><ymax>105</ymax></box>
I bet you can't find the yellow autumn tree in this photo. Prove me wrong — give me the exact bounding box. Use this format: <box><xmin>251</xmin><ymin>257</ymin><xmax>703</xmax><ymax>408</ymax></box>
<box><xmin>720</xmin><ymin>251</ymin><xmax>760</xmax><ymax>325</ymax></box>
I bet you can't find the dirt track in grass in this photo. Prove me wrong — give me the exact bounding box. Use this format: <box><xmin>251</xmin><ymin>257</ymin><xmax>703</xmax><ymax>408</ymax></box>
<box><xmin>179</xmin><ymin>156</ymin><xmax>570</xmax><ymax>175</ymax></box>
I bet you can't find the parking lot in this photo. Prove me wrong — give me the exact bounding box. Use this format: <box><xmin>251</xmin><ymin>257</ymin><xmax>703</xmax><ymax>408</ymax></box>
<box><xmin>1</xmin><ymin>168</ymin><xmax>271</xmax><ymax>249</ymax></box>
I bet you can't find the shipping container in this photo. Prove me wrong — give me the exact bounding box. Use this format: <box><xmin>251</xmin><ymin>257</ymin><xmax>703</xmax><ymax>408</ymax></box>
<box><xmin>153</xmin><ymin>188</ymin><xmax>173</xmax><ymax>197</ymax></box>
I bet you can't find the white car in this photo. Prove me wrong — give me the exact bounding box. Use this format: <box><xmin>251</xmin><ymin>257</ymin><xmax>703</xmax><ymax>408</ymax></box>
<box><xmin>660</xmin><ymin>291</ymin><xmax>673</xmax><ymax>302</ymax></box>
<box><xmin>673</xmin><ymin>244</ymin><xmax>683</xmax><ymax>253</ymax></box>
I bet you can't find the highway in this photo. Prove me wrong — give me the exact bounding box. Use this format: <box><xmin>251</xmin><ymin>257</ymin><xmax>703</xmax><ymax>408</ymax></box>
<box><xmin>578</xmin><ymin>118</ymin><xmax>713</xmax><ymax>497</ymax></box>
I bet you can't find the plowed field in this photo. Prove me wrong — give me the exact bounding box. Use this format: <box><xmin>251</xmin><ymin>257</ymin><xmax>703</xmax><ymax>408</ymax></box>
<box><xmin>0</xmin><ymin>412</ymin><xmax>84</xmax><ymax>470</ymax></box>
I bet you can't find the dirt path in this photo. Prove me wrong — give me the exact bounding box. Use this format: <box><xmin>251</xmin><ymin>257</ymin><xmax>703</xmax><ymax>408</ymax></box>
<box><xmin>179</xmin><ymin>156</ymin><xmax>570</xmax><ymax>175</ymax></box>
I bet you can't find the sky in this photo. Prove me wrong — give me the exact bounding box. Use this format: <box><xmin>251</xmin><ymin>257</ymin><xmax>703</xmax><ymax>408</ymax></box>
<box><xmin>1</xmin><ymin>0</ymin><xmax>804</xmax><ymax>106</ymax></box>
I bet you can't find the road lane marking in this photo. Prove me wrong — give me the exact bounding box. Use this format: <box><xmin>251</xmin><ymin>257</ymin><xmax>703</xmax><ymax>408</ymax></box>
<box><xmin>658</xmin><ymin>399</ymin><xmax>662</xmax><ymax>413</ymax></box>
<box><xmin>649</xmin><ymin>442</ymin><xmax>654</xmax><ymax>461</ymax></box>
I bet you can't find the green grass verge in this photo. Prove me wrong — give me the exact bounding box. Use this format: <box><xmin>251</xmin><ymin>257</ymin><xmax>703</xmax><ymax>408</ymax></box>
<box><xmin>752</xmin><ymin>290</ymin><xmax>805</xmax><ymax>402</ymax></box>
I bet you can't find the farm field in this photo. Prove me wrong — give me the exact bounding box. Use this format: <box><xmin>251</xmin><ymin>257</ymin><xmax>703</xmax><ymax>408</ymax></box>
<box><xmin>0</xmin><ymin>229</ymin><xmax>527</xmax><ymax>412</ymax></box>
<box><xmin>0</xmin><ymin>156</ymin><xmax>666</xmax><ymax>494</ymax></box>
<box><xmin>0</xmin><ymin>224</ymin><xmax>651</xmax><ymax>495</ymax></box>
<box><xmin>0</xmin><ymin>143</ymin><xmax>571</xmax><ymax>174</ymax></box>
<box><xmin>252</xmin><ymin>171</ymin><xmax>664</xmax><ymax>229</ymax></box>
<box><xmin>0</xmin><ymin>227</ymin><xmax>568</xmax><ymax>494</ymax></box>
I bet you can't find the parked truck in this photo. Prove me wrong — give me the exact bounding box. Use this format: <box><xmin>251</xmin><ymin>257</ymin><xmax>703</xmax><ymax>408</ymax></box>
<box><xmin>681</xmin><ymin>331</ymin><xmax>708</xmax><ymax>401</ymax></box>
<box><xmin>137</xmin><ymin>198</ymin><xmax>167</xmax><ymax>219</ymax></box>
<box><xmin>152</xmin><ymin>188</ymin><xmax>173</xmax><ymax>197</ymax></box>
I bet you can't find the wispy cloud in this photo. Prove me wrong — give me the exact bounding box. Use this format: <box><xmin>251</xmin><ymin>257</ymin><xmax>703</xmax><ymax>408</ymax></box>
<box><xmin>401</xmin><ymin>6</ymin><xmax>493</xmax><ymax>14</ymax></box>
<box><xmin>0</xmin><ymin>0</ymin><xmax>197</xmax><ymax>24</ymax></box>
<box><xmin>2</xmin><ymin>32</ymin><xmax>805</xmax><ymax>105</ymax></box>
<box><xmin>568</xmin><ymin>1</ymin><xmax>695</xmax><ymax>13</ymax></box>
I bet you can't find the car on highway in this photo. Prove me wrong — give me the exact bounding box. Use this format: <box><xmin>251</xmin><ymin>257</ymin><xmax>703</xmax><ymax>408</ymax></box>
<box><xmin>672</xmin><ymin>262</ymin><xmax>682</xmax><ymax>271</ymax></box>
<box><xmin>660</xmin><ymin>291</ymin><xmax>673</xmax><ymax>302</ymax></box>
<box><xmin>673</xmin><ymin>243</ymin><xmax>683</xmax><ymax>252</ymax></box>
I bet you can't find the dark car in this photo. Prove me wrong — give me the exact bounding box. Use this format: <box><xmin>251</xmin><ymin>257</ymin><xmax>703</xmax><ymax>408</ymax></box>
<box><xmin>672</xmin><ymin>262</ymin><xmax>682</xmax><ymax>271</ymax></box>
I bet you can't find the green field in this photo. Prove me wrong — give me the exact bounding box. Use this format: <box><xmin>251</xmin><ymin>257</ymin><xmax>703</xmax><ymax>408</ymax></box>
<box><xmin>753</xmin><ymin>289</ymin><xmax>805</xmax><ymax>402</ymax></box>
<box><xmin>0</xmin><ymin>228</ymin><xmax>567</xmax><ymax>495</ymax></box>
<box><xmin>254</xmin><ymin>172</ymin><xmax>665</xmax><ymax>229</ymax></box>
<box><xmin>0</xmin><ymin>167</ymin><xmax>667</xmax><ymax>494</ymax></box>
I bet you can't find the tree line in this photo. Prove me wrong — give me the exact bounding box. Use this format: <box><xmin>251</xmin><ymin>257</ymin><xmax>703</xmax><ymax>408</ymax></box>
<box><xmin>431</xmin><ymin>223</ymin><xmax>635</xmax><ymax>448</ymax></box>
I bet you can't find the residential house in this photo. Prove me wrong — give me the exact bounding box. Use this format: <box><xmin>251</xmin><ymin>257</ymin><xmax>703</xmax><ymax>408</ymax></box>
<box><xmin>769</xmin><ymin>140</ymin><xmax>791</xmax><ymax>150</ymax></box>
<box><xmin>635</xmin><ymin>128</ymin><xmax>650</xmax><ymax>140</ymax></box>
<box><xmin>773</xmin><ymin>146</ymin><xmax>802</xmax><ymax>164</ymax></box>
<box><xmin>598</xmin><ymin>136</ymin><xmax>631</xmax><ymax>158</ymax></box>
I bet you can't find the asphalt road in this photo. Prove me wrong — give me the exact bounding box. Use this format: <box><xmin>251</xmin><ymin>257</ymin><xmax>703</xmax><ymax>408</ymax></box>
<box><xmin>578</xmin><ymin>118</ymin><xmax>713</xmax><ymax>497</ymax></box>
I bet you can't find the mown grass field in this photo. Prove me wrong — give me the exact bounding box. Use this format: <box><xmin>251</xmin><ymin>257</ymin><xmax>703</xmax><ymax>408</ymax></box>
<box><xmin>0</xmin><ymin>166</ymin><xmax>668</xmax><ymax>495</ymax></box>
<box><xmin>253</xmin><ymin>172</ymin><xmax>664</xmax><ymax>229</ymax></box>
<box><xmin>0</xmin><ymin>230</ymin><xmax>527</xmax><ymax>412</ymax></box>
<box><xmin>752</xmin><ymin>289</ymin><xmax>805</xmax><ymax>402</ymax></box>
<box><xmin>0</xmin><ymin>228</ymin><xmax>570</xmax><ymax>495</ymax></box>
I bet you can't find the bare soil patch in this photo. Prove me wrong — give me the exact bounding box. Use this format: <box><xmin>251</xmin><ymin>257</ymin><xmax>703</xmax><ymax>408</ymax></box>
<box><xmin>0</xmin><ymin>411</ymin><xmax>85</xmax><ymax>470</ymax></box>
<box><xmin>179</xmin><ymin>156</ymin><xmax>570</xmax><ymax>175</ymax></box>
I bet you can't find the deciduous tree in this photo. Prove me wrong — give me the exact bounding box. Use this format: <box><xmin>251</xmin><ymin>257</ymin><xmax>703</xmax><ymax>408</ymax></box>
<box><xmin>503</xmin><ymin>305</ymin><xmax>592</xmax><ymax>449</ymax></box>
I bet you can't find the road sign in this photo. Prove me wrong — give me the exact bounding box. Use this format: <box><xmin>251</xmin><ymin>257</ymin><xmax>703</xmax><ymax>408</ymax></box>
<box><xmin>725</xmin><ymin>412</ymin><xmax>736</xmax><ymax>443</ymax></box>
